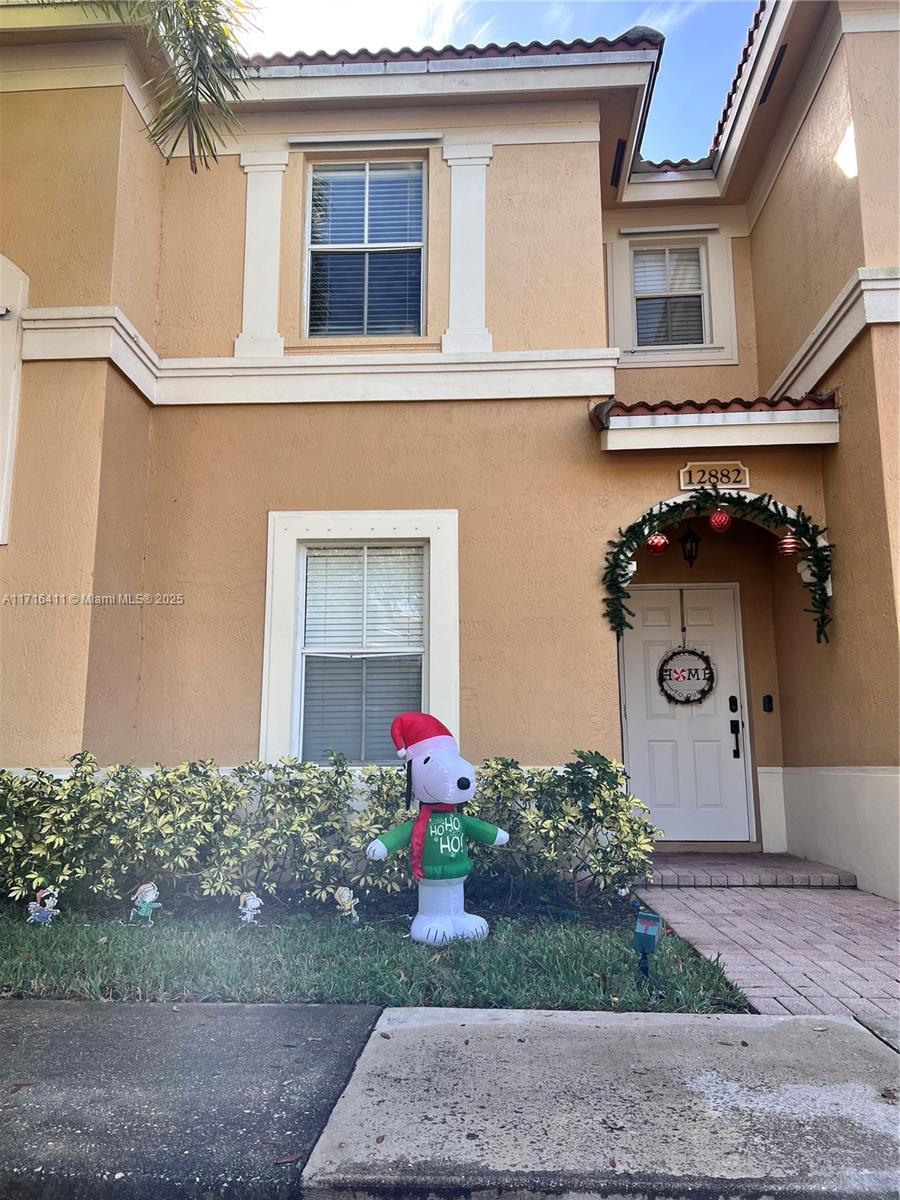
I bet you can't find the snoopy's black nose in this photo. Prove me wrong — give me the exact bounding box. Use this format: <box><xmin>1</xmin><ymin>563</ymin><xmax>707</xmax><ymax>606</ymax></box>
<box><xmin>457</xmin><ymin>777</ymin><xmax>471</xmax><ymax>791</ymax></box>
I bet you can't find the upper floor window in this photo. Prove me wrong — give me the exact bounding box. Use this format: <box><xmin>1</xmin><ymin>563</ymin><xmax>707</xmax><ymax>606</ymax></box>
<box><xmin>632</xmin><ymin>246</ymin><xmax>706</xmax><ymax>347</ymax></box>
<box><xmin>299</xmin><ymin>543</ymin><xmax>425</xmax><ymax>763</ymax></box>
<box><xmin>308</xmin><ymin>161</ymin><xmax>424</xmax><ymax>337</ymax></box>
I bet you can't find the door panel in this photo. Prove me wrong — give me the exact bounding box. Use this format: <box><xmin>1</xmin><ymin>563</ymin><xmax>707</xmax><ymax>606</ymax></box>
<box><xmin>622</xmin><ymin>587</ymin><xmax>751</xmax><ymax>841</ymax></box>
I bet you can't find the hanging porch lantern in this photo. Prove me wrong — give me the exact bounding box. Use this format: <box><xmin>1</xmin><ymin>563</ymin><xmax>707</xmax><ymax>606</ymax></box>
<box><xmin>679</xmin><ymin>522</ymin><xmax>701</xmax><ymax>568</ymax></box>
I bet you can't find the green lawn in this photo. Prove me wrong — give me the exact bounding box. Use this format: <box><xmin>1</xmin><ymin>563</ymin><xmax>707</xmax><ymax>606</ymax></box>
<box><xmin>0</xmin><ymin>909</ymin><xmax>747</xmax><ymax>1012</ymax></box>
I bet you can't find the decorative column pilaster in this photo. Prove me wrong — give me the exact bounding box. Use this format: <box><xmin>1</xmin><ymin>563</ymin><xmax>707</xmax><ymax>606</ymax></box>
<box><xmin>234</xmin><ymin>150</ymin><xmax>289</xmax><ymax>358</ymax></box>
<box><xmin>441</xmin><ymin>144</ymin><xmax>493</xmax><ymax>354</ymax></box>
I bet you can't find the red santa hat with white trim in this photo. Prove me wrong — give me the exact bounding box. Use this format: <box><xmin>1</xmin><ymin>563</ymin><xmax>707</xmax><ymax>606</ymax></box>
<box><xmin>390</xmin><ymin>711</ymin><xmax>457</xmax><ymax>760</ymax></box>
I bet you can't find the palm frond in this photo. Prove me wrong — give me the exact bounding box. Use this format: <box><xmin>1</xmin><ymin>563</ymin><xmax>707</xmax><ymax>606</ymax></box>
<box><xmin>30</xmin><ymin>0</ymin><xmax>253</xmax><ymax>171</ymax></box>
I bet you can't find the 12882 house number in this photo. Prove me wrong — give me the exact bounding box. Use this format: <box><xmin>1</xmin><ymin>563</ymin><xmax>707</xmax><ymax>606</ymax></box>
<box><xmin>679</xmin><ymin>461</ymin><xmax>750</xmax><ymax>489</ymax></box>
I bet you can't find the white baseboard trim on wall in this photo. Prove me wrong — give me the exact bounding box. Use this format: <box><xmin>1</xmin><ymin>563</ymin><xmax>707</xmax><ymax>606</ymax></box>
<box><xmin>778</xmin><ymin>766</ymin><xmax>900</xmax><ymax>901</ymax></box>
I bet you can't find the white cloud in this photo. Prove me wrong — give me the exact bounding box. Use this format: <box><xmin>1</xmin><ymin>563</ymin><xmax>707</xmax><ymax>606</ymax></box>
<box><xmin>544</xmin><ymin>2</ymin><xmax>574</xmax><ymax>39</ymax></box>
<box><xmin>241</xmin><ymin>0</ymin><xmax>481</xmax><ymax>57</ymax></box>
<box><xmin>633</xmin><ymin>1</ymin><xmax>705</xmax><ymax>33</ymax></box>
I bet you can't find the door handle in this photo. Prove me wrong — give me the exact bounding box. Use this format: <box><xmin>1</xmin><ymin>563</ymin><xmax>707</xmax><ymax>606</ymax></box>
<box><xmin>730</xmin><ymin>719</ymin><xmax>741</xmax><ymax>759</ymax></box>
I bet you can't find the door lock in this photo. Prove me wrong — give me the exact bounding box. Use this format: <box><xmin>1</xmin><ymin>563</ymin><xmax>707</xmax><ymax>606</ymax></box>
<box><xmin>728</xmin><ymin>694</ymin><xmax>738</xmax><ymax>713</ymax></box>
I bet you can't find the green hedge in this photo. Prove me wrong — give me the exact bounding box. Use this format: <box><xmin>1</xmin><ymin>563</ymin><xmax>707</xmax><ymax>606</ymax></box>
<box><xmin>0</xmin><ymin>750</ymin><xmax>658</xmax><ymax>909</ymax></box>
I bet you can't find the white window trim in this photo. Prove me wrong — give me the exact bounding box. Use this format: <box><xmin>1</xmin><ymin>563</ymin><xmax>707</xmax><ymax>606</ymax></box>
<box><xmin>607</xmin><ymin>228</ymin><xmax>738</xmax><ymax>368</ymax></box>
<box><xmin>260</xmin><ymin>510</ymin><xmax>459</xmax><ymax>761</ymax></box>
<box><xmin>0</xmin><ymin>255</ymin><xmax>29</xmax><ymax>544</ymax></box>
<box><xmin>304</xmin><ymin>159</ymin><xmax>427</xmax><ymax>339</ymax></box>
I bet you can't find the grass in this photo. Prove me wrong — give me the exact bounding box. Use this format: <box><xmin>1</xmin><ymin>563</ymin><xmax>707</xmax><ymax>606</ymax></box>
<box><xmin>0</xmin><ymin>908</ymin><xmax>747</xmax><ymax>1012</ymax></box>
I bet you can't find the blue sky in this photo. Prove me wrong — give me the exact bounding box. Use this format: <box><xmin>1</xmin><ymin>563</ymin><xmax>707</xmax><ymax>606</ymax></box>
<box><xmin>243</xmin><ymin>1</ymin><xmax>760</xmax><ymax>162</ymax></box>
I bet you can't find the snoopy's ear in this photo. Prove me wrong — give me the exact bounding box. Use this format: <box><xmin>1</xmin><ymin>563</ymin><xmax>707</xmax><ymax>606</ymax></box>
<box><xmin>405</xmin><ymin>760</ymin><xmax>413</xmax><ymax>809</ymax></box>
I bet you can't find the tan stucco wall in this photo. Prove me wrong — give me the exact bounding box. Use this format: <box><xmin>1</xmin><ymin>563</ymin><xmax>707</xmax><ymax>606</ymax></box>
<box><xmin>155</xmin><ymin>153</ymin><xmax>246</xmax><ymax>358</ymax></box>
<box><xmin>844</xmin><ymin>29</ymin><xmax>900</xmax><ymax>268</ymax></box>
<box><xmin>82</xmin><ymin>370</ymin><xmax>151</xmax><ymax>761</ymax></box>
<box><xmin>750</xmin><ymin>40</ymin><xmax>865</xmax><ymax>392</ymax></box>
<box><xmin>486</xmin><ymin>141</ymin><xmax>605</xmax><ymax>351</ymax></box>
<box><xmin>772</xmin><ymin>331</ymin><xmax>899</xmax><ymax>768</ymax></box>
<box><xmin>0</xmin><ymin>87</ymin><xmax>121</xmax><ymax>308</ymax></box>
<box><xmin>0</xmin><ymin>361</ymin><xmax>109</xmax><ymax>762</ymax></box>
<box><xmin>613</xmin><ymin>237</ymin><xmax>759</xmax><ymax>405</ymax></box>
<box><xmin>111</xmin><ymin>93</ymin><xmax>164</xmax><ymax>345</ymax></box>
<box><xmin>130</xmin><ymin>401</ymin><xmax>826</xmax><ymax>767</ymax></box>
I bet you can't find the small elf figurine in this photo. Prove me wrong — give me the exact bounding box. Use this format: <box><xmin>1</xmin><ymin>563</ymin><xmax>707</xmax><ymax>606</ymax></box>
<box><xmin>237</xmin><ymin>891</ymin><xmax>264</xmax><ymax>925</ymax></box>
<box><xmin>26</xmin><ymin>887</ymin><xmax>60</xmax><ymax>927</ymax></box>
<box><xmin>129</xmin><ymin>882</ymin><xmax>161</xmax><ymax>926</ymax></box>
<box><xmin>366</xmin><ymin>712</ymin><xmax>508</xmax><ymax>945</ymax></box>
<box><xmin>334</xmin><ymin>886</ymin><xmax>359</xmax><ymax>924</ymax></box>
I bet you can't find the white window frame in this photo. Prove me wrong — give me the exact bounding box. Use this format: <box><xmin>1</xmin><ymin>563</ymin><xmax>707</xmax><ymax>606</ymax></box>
<box><xmin>260</xmin><ymin>510</ymin><xmax>459</xmax><ymax>761</ymax></box>
<box><xmin>304</xmin><ymin>159</ymin><xmax>427</xmax><ymax>338</ymax></box>
<box><xmin>606</xmin><ymin>227</ymin><xmax>739</xmax><ymax>368</ymax></box>
<box><xmin>631</xmin><ymin>244</ymin><xmax>709</xmax><ymax>349</ymax></box>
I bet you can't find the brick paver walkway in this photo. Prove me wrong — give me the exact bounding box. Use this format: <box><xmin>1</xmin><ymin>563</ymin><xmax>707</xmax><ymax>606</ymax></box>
<box><xmin>636</xmin><ymin>885</ymin><xmax>900</xmax><ymax>1022</ymax></box>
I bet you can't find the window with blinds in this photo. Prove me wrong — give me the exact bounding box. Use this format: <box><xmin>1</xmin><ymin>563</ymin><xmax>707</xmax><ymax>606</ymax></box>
<box><xmin>299</xmin><ymin>545</ymin><xmax>425</xmax><ymax>763</ymax></box>
<box><xmin>632</xmin><ymin>246</ymin><xmax>706</xmax><ymax>347</ymax></box>
<box><xmin>308</xmin><ymin>162</ymin><xmax>424</xmax><ymax>337</ymax></box>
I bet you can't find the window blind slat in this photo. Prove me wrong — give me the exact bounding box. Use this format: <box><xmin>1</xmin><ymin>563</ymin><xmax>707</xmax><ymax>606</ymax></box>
<box><xmin>304</xmin><ymin>548</ymin><xmax>364</xmax><ymax>647</ymax></box>
<box><xmin>301</xmin><ymin>654</ymin><xmax>422</xmax><ymax>764</ymax></box>
<box><xmin>668</xmin><ymin>247</ymin><xmax>702</xmax><ymax>291</ymax></box>
<box><xmin>365</xmin><ymin>251</ymin><xmax>422</xmax><ymax>335</ymax></box>
<box><xmin>368</xmin><ymin>163</ymin><xmax>423</xmax><ymax>244</ymax></box>
<box><xmin>308</xmin><ymin>253</ymin><xmax>365</xmax><ymax>336</ymax></box>
<box><xmin>301</xmin><ymin>656</ymin><xmax>364</xmax><ymax>762</ymax></box>
<box><xmin>363</xmin><ymin>655</ymin><xmax>423</xmax><ymax>761</ymax></box>
<box><xmin>365</xmin><ymin>546</ymin><xmax>424</xmax><ymax>648</ymax></box>
<box><xmin>633</xmin><ymin>249</ymin><xmax>667</xmax><ymax>294</ymax></box>
<box><xmin>310</xmin><ymin>165</ymin><xmax>365</xmax><ymax>245</ymax></box>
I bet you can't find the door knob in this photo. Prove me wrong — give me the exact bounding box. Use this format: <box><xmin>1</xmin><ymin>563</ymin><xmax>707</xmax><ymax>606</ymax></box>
<box><xmin>730</xmin><ymin>719</ymin><xmax>741</xmax><ymax>759</ymax></box>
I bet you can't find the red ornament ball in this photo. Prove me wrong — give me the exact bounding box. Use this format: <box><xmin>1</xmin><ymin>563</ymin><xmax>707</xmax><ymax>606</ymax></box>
<box><xmin>777</xmin><ymin>534</ymin><xmax>804</xmax><ymax>557</ymax></box>
<box><xmin>709</xmin><ymin>508</ymin><xmax>732</xmax><ymax>533</ymax></box>
<box><xmin>646</xmin><ymin>532</ymin><xmax>669</xmax><ymax>555</ymax></box>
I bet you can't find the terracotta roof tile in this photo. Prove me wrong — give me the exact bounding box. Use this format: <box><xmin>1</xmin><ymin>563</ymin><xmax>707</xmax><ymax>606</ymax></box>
<box><xmin>710</xmin><ymin>0</ymin><xmax>768</xmax><ymax>153</ymax></box>
<box><xmin>590</xmin><ymin>392</ymin><xmax>837</xmax><ymax>429</ymax></box>
<box><xmin>242</xmin><ymin>28</ymin><xmax>663</xmax><ymax>68</ymax></box>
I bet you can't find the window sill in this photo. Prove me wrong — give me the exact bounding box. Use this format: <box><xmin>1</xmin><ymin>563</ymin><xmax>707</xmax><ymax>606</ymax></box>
<box><xmin>616</xmin><ymin>344</ymin><xmax>737</xmax><ymax>369</ymax></box>
<box><xmin>287</xmin><ymin>336</ymin><xmax>441</xmax><ymax>355</ymax></box>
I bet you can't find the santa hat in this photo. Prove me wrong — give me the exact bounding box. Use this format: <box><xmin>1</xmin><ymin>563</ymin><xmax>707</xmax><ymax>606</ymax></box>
<box><xmin>390</xmin><ymin>711</ymin><xmax>456</xmax><ymax>760</ymax></box>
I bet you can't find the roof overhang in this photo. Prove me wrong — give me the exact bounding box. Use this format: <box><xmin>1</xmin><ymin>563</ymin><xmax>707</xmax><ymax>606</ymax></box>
<box><xmin>590</xmin><ymin>393</ymin><xmax>840</xmax><ymax>450</ymax></box>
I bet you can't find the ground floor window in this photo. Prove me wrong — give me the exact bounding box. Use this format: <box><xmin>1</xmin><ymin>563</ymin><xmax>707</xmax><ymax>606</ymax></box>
<box><xmin>299</xmin><ymin>544</ymin><xmax>425</xmax><ymax>764</ymax></box>
<box><xmin>260</xmin><ymin>511</ymin><xmax>459</xmax><ymax>763</ymax></box>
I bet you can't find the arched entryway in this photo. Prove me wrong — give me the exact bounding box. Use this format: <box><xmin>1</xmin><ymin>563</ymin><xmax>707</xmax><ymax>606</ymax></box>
<box><xmin>608</xmin><ymin>489</ymin><xmax>834</xmax><ymax>850</ymax></box>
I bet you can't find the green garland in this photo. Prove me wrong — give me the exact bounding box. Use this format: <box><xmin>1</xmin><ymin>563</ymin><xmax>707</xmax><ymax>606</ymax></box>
<box><xmin>602</xmin><ymin>487</ymin><xmax>834</xmax><ymax>643</ymax></box>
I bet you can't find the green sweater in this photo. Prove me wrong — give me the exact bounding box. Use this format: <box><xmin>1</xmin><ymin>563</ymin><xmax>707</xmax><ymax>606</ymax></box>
<box><xmin>379</xmin><ymin>810</ymin><xmax>501</xmax><ymax>880</ymax></box>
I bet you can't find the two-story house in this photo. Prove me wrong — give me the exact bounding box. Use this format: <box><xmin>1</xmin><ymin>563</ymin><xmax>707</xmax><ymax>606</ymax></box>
<box><xmin>1</xmin><ymin>0</ymin><xmax>897</xmax><ymax>897</ymax></box>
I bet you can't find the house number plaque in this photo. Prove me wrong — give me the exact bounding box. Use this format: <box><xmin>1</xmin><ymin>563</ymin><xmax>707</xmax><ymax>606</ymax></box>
<box><xmin>679</xmin><ymin>461</ymin><xmax>750</xmax><ymax>490</ymax></box>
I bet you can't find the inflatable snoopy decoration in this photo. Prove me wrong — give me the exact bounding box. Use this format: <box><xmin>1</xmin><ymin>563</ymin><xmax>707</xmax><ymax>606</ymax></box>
<box><xmin>366</xmin><ymin>712</ymin><xmax>508</xmax><ymax>945</ymax></box>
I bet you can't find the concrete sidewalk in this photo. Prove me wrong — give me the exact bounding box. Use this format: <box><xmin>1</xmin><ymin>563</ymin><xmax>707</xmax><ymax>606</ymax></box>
<box><xmin>2</xmin><ymin>1000</ymin><xmax>898</xmax><ymax>1199</ymax></box>
<box><xmin>303</xmin><ymin>1007</ymin><xmax>900</xmax><ymax>1199</ymax></box>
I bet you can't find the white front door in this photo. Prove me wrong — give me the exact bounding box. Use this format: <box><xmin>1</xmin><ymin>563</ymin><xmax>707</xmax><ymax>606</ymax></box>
<box><xmin>621</xmin><ymin>586</ymin><xmax>752</xmax><ymax>841</ymax></box>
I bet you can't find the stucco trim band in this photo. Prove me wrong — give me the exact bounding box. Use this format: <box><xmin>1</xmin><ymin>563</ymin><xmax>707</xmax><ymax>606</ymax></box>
<box><xmin>601</xmin><ymin>411</ymin><xmax>840</xmax><ymax>451</ymax></box>
<box><xmin>769</xmin><ymin>268</ymin><xmax>900</xmax><ymax>400</ymax></box>
<box><xmin>20</xmin><ymin>307</ymin><xmax>618</xmax><ymax>404</ymax></box>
